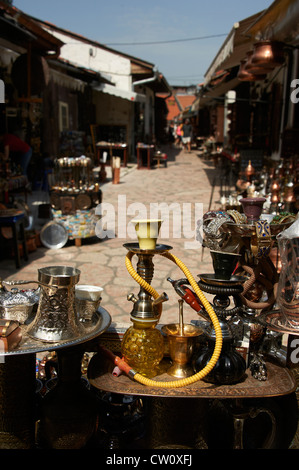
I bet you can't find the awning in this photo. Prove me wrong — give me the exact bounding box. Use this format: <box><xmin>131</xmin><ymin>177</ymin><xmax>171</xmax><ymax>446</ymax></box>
<box><xmin>193</xmin><ymin>77</ymin><xmax>241</xmax><ymax>111</ymax></box>
<box><xmin>204</xmin><ymin>26</ymin><xmax>237</xmax><ymax>86</ymax></box>
<box><xmin>204</xmin><ymin>11</ymin><xmax>265</xmax><ymax>86</ymax></box>
<box><xmin>244</xmin><ymin>0</ymin><xmax>299</xmax><ymax>45</ymax></box>
<box><xmin>94</xmin><ymin>83</ymin><xmax>146</xmax><ymax>102</ymax></box>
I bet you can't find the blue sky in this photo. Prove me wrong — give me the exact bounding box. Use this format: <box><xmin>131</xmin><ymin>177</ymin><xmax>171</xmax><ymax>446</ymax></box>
<box><xmin>13</xmin><ymin>0</ymin><xmax>273</xmax><ymax>86</ymax></box>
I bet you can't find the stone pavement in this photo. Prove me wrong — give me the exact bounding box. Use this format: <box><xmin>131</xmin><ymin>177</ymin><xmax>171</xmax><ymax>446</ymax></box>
<box><xmin>0</xmin><ymin>146</ymin><xmax>223</xmax><ymax>325</ymax></box>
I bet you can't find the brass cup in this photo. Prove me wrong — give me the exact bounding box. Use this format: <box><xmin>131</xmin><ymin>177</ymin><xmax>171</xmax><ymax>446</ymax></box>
<box><xmin>162</xmin><ymin>323</ymin><xmax>202</xmax><ymax>378</ymax></box>
<box><xmin>133</xmin><ymin>219</ymin><xmax>162</xmax><ymax>250</ymax></box>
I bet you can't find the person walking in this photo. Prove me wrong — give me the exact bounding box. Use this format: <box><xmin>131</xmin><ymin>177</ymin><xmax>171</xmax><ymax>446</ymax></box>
<box><xmin>175</xmin><ymin>122</ymin><xmax>183</xmax><ymax>148</ymax></box>
<box><xmin>182</xmin><ymin>119</ymin><xmax>192</xmax><ymax>152</ymax></box>
<box><xmin>0</xmin><ymin>133</ymin><xmax>32</xmax><ymax>176</ymax></box>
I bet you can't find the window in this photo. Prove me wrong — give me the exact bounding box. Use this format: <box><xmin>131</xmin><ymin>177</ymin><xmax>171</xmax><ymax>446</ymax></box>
<box><xmin>59</xmin><ymin>101</ymin><xmax>69</xmax><ymax>132</ymax></box>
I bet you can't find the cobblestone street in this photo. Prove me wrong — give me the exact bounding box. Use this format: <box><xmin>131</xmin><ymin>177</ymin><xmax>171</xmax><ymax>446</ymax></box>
<box><xmin>0</xmin><ymin>146</ymin><xmax>222</xmax><ymax>325</ymax></box>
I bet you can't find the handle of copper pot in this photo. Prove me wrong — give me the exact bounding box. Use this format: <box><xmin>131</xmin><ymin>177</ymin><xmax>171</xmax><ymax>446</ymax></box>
<box><xmin>2</xmin><ymin>280</ymin><xmax>59</xmax><ymax>289</ymax></box>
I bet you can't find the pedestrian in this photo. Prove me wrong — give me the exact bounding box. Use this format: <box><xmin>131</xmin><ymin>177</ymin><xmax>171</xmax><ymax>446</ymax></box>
<box><xmin>0</xmin><ymin>133</ymin><xmax>32</xmax><ymax>176</ymax></box>
<box><xmin>175</xmin><ymin>122</ymin><xmax>183</xmax><ymax>147</ymax></box>
<box><xmin>182</xmin><ymin>119</ymin><xmax>192</xmax><ymax>152</ymax></box>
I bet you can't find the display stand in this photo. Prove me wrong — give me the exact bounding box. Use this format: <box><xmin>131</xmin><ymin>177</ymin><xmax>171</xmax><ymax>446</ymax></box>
<box><xmin>88</xmin><ymin>352</ymin><xmax>297</xmax><ymax>449</ymax></box>
<box><xmin>0</xmin><ymin>210</ymin><xmax>28</xmax><ymax>268</ymax></box>
<box><xmin>136</xmin><ymin>144</ymin><xmax>155</xmax><ymax>169</ymax></box>
<box><xmin>0</xmin><ymin>307</ymin><xmax>111</xmax><ymax>449</ymax></box>
<box><xmin>96</xmin><ymin>143</ymin><xmax>128</xmax><ymax>167</ymax></box>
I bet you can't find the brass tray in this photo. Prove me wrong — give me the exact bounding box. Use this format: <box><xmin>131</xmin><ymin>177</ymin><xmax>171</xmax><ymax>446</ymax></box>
<box><xmin>88</xmin><ymin>354</ymin><xmax>296</xmax><ymax>399</ymax></box>
<box><xmin>1</xmin><ymin>306</ymin><xmax>111</xmax><ymax>356</ymax></box>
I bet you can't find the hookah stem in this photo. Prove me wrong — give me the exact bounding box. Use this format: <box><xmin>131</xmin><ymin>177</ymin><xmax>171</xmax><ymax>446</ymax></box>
<box><xmin>125</xmin><ymin>251</ymin><xmax>162</xmax><ymax>317</ymax></box>
<box><xmin>123</xmin><ymin>250</ymin><xmax>223</xmax><ymax>388</ymax></box>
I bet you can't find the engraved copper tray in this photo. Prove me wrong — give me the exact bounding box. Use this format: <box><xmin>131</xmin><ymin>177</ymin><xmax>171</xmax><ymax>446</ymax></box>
<box><xmin>1</xmin><ymin>307</ymin><xmax>111</xmax><ymax>356</ymax></box>
<box><xmin>88</xmin><ymin>354</ymin><xmax>296</xmax><ymax>399</ymax></box>
<box><xmin>258</xmin><ymin>310</ymin><xmax>299</xmax><ymax>336</ymax></box>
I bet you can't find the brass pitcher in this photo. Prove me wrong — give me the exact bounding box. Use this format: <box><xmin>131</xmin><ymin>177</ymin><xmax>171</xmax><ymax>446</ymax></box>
<box><xmin>27</xmin><ymin>266</ymin><xmax>83</xmax><ymax>342</ymax></box>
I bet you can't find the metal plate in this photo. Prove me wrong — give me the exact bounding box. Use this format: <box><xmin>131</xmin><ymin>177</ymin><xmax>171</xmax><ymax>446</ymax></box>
<box><xmin>40</xmin><ymin>221</ymin><xmax>68</xmax><ymax>249</ymax></box>
<box><xmin>258</xmin><ymin>310</ymin><xmax>299</xmax><ymax>336</ymax></box>
<box><xmin>1</xmin><ymin>306</ymin><xmax>111</xmax><ymax>356</ymax></box>
<box><xmin>198</xmin><ymin>273</ymin><xmax>247</xmax><ymax>286</ymax></box>
<box><xmin>76</xmin><ymin>194</ymin><xmax>92</xmax><ymax>210</ymax></box>
<box><xmin>123</xmin><ymin>242</ymin><xmax>173</xmax><ymax>254</ymax></box>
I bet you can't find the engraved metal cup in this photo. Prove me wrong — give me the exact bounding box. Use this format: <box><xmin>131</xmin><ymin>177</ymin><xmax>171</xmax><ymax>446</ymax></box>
<box><xmin>75</xmin><ymin>285</ymin><xmax>103</xmax><ymax>322</ymax></box>
<box><xmin>27</xmin><ymin>266</ymin><xmax>84</xmax><ymax>342</ymax></box>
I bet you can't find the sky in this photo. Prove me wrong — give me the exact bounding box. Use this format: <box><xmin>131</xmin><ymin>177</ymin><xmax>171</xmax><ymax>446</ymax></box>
<box><xmin>13</xmin><ymin>0</ymin><xmax>274</xmax><ymax>87</ymax></box>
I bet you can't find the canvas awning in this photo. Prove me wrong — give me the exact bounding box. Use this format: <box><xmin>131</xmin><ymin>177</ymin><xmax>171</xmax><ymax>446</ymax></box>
<box><xmin>244</xmin><ymin>0</ymin><xmax>299</xmax><ymax>45</ymax></box>
<box><xmin>204</xmin><ymin>11</ymin><xmax>265</xmax><ymax>86</ymax></box>
<box><xmin>193</xmin><ymin>76</ymin><xmax>240</xmax><ymax>111</ymax></box>
<box><xmin>94</xmin><ymin>83</ymin><xmax>146</xmax><ymax>102</ymax></box>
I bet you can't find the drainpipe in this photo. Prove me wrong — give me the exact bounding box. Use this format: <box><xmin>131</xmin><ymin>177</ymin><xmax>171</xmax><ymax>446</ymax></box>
<box><xmin>133</xmin><ymin>76</ymin><xmax>157</xmax><ymax>87</ymax></box>
<box><xmin>278</xmin><ymin>49</ymin><xmax>294</xmax><ymax>156</ymax></box>
<box><xmin>288</xmin><ymin>48</ymin><xmax>298</xmax><ymax>128</ymax></box>
<box><xmin>133</xmin><ymin>73</ymin><xmax>172</xmax><ymax>98</ymax></box>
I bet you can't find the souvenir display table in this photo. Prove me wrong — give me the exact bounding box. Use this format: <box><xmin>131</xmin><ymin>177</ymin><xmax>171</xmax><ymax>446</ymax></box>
<box><xmin>0</xmin><ymin>209</ymin><xmax>28</xmax><ymax>268</ymax></box>
<box><xmin>0</xmin><ymin>306</ymin><xmax>111</xmax><ymax>449</ymax></box>
<box><xmin>96</xmin><ymin>142</ymin><xmax>128</xmax><ymax>167</ymax></box>
<box><xmin>136</xmin><ymin>143</ymin><xmax>155</xmax><ymax>169</ymax></box>
<box><xmin>88</xmin><ymin>341</ymin><xmax>297</xmax><ymax>449</ymax></box>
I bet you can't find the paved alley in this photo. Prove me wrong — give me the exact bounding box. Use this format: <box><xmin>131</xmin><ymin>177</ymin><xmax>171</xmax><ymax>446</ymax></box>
<box><xmin>0</xmin><ymin>146</ymin><xmax>223</xmax><ymax>325</ymax></box>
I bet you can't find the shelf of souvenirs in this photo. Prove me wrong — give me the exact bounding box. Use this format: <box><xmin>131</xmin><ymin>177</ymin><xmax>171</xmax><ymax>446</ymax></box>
<box><xmin>221</xmin><ymin>156</ymin><xmax>298</xmax><ymax>216</ymax></box>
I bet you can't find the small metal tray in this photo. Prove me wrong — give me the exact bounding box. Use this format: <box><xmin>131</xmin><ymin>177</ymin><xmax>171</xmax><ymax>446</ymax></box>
<box><xmin>198</xmin><ymin>273</ymin><xmax>247</xmax><ymax>286</ymax></box>
<box><xmin>40</xmin><ymin>221</ymin><xmax>69</xmax><ymax>249</ymax></box>
<box><xmin>123</xmin><ymin>242</ymin><xmax>173</xmax><ymax>254</ymax></box>
<box><xmin>1</xmin><ymin>306</ymin><xmax>111</xmax><ymax>356</ymax></box>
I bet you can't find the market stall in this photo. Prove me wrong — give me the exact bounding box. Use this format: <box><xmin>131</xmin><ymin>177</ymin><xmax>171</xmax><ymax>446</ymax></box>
<box><xmin>46</xmin><ymin>156</ymin><xmax>102</xmax><ymax>247</ymax></box>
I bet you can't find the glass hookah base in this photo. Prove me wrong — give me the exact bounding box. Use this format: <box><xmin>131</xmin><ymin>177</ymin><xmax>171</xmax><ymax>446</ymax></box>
<box><xmin>121</xmin><ymin>326</ymin><xmax>164</xmax><ymax>377</ymax></box>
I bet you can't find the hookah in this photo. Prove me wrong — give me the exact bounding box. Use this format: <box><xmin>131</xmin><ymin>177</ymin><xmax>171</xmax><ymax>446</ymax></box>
<box><xmin>168</xmin><ymin>246</ymin><xmax>248</xmax><ymax>385</ymax></box>
<box><xmin>102</xmin><ymin>219</ymin><xmax>223</xmax><ymax>388</ymax></box>
<box><xmin>190</xmin><ymin>197</ymin><xmax>296</xmax><ymax>380</ymax></box>
<box><xmin>192</xmin><ymin>250</ymin><xmax>247</xmax><ymax>384</ymax></box>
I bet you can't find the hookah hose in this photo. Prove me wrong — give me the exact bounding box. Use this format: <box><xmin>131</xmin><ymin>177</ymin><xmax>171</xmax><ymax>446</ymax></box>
<box><xmin>120</xmin><ymin>250</ymin><xmax>223</xmax><ymax>388</ymax></box>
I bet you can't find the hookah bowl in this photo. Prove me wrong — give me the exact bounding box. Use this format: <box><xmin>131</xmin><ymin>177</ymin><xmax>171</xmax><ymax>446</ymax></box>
<box><xmin>133</xmin><ymin>219</ymin><xmax>162</xmax><ymax>250</ymax></box>
<box><xmin>210</xmin><ymin>250</ymin><xmax>241</xmax><ymax>280</ymax></box>
<box><xmin>240</xmin><ymin>197</ymin><xmax>266</xmax><ymax>224</ymax></box>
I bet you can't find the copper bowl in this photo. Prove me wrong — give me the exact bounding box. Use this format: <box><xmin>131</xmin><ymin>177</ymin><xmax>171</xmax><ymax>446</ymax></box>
<box><xmin>251</xmin><ymin>41</ymin><xmax>285</xmax><ymax>68</ymax></box>
<box><xmin>244</xmin><ymin>50</ymin><xmax>274</xmax><ymax>75</ymax></box>
<box><xmin>237</xmin><ymin>60</ymin><xmax>267</xmax><ymax>82</ymax></box>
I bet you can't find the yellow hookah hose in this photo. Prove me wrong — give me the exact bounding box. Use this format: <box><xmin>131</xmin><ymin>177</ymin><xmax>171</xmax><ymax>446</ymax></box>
<box><xmin>124</xmin><ymin>251</ymin><xmax>223</xmax><ymax>388</ymax></box>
